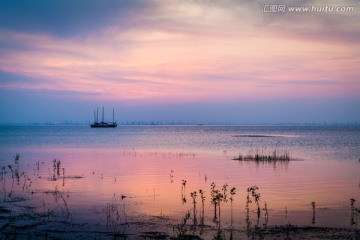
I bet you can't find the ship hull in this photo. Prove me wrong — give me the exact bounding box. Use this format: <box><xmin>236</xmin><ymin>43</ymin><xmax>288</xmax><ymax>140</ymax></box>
<box><xmin>90</xmin><ymin>123</ymin><xmax>117</xmax><ymax>128</ymax></box>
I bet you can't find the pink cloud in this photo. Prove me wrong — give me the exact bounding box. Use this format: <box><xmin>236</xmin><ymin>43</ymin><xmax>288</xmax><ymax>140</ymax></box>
<box><xmin>0</xmin><ymin>0</ymin><xmax>359</xmax><ymax>104</ymax></box>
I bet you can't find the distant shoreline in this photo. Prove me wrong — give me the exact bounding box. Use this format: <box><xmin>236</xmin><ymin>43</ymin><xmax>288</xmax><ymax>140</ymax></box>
<box><xmin>0</xmin><ymin>122</ymin><xmax>360</xmax><ymax>127</ymax></box>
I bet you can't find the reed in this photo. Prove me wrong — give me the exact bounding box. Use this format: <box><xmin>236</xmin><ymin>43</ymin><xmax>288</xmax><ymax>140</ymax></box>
<box><xmin>234</xmin><ymin>149</ymin><xmax>291</xmax><ymax>162</ymax></box>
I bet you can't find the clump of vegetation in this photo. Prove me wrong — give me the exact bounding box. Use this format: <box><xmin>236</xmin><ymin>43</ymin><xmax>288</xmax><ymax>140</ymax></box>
<box><xmin>209</xmin><ymin>182</ymin><xmax>234</xmax><ymax>226</ymax></box>
<box><xmin>1</xmin><ymin>154</ymin><xmax>32</xmax><ymax>201</ymax></box>
<box><xmin>50</xmin><ymin>159</ymin><xmax>61</xmax><ymax>181</ymax></box>
<box><xmin>248</xmin><ymin>186</ymin><xmax>261</xmax><ymax>218</ymax></box>
<box><xmin>104</xmin><ymin>194</ymin><xmax>128</xmax><ymax>235</ymax></box>
<box><xmin>175</xmin><ymin>211</ymin><xmax>190</xmax><ymax>238</ymax></box>
<box><xmin>233</xmin><ymin>149</ymin><xmax>291</xmax><ymax>162</ymax></box>
<box><xmin>246</xmin><ymin>185</ymin><xmax>263</xmax><ymax>231</ymax></box>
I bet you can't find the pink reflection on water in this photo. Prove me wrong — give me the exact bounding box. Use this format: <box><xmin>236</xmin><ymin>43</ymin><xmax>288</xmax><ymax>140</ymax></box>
<box><xmin>1</xmin><ymin>147</ymin><xmax>359</xmax><ymax>228</ymax></box>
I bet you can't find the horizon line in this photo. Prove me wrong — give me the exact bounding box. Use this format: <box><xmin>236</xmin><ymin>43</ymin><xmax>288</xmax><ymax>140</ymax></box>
<box><xmin>1</xmin><ymin>121</ymin><xmax>359</xmax><ymax>127</ymax></box>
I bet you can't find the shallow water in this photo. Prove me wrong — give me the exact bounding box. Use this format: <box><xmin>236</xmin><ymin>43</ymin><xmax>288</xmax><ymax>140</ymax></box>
<box><xmin>0</xmin><ymin>125</ymin><xmax>359</xmax><ymax>237</ymax></box>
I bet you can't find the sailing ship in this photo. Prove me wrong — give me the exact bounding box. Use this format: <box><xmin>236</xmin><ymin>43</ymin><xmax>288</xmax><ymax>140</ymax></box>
<box><xmin>90</xmin><ymin>107</ymin><xmax>117</xmax><ymax>128</ymax></box>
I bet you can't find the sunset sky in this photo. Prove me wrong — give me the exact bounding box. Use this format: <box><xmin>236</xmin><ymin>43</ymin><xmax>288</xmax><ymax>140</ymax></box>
<box><xmin>0</xmin><ymin>0</ymin><xmax>359</xmax><ymax>124</ymax></box>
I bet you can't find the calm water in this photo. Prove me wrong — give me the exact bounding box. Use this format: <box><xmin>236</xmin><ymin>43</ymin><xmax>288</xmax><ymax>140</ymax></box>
<box><xmin>0</xmin><ymin>125</ymin><xmax>359</xmax><ymax>236</ymax></box>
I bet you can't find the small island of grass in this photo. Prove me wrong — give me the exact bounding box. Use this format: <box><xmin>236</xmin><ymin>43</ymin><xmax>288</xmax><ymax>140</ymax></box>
<box><xmin>233</xmin><ymin>149</ymin><xmax>291</xmax><ymax>162</ymax></box>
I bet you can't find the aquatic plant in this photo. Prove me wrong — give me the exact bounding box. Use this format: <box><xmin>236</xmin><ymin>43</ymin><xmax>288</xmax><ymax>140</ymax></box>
<box><xmin>229</xmin><ymin>187</ymin><xmax>236</xmax><ymax>226</ymax></box>
<box><xmin>218</xmin><ymin>184</ymin><xmax>228</xmax><ymax>225</ymax></box>
<box><xmin>350</xmin><ymin>198</ymin><xmax>358</xmax><ymax>227</ymax></box>
<box><xmin>222</xmin><ymin>184</ymin><xmax>228</xmax><ymax>203</ymax></box>
<box><xmin>0</xmin><ymin>166</ymin><xmax>6</xmax><ymax>201</ymax></box>
<box><xmin>104</xmin><ymin>194</ymin><xmax>128</xmax><ymax>235</ymax></box>
<box><xmin>182</xmin><ymin>179</ymin><xmax>187</xmax><ymax>187</ymax></box>
<box><xmin>311</xmin><ymin>201</ymin><xmax>316</xmax><ymax>224</ymax></box>
<box><xmin>245</xmin><ymin>185</ymin><xmax>262</xmax><ymax>231</ymax></box>
<box><xmin>176</xmin><ymin>211</ymin><xmax>191</xmax><ymax>237</ymax></box>
<box><xmin>234</xmin><ymin>149</ymin><xmax>291</xmax><ymax>162</ymax></box>
<box><xmin>170</xmin><ymin>170</ymin><xmax>174</xmax><ymax>183</ymax></box>
<box><xmin>199</xmin><ymin>189</ymin><xmax>206</xmax><ymax>226</ymax></box>
<box><xmin>248</xmin><ymin>186</ymin><xmax>261</xmax><ymax>217</ymax></box>
<box><xmin>0</xmin><ymin>154</ymin><xmax>31</xmax><ymax>200</ymax></box>
<box><xmin>181</xmin><ymin>180</ymin><xmax>187</xmax><ymax>204</ymax></box>
<box><xmin>263</xmin><ymin>202</ymin><xmax>269</xmax><ymax>228</ymax></box>
<box><xmin>213</xmin><ymin>229</ymin><xmax>225</xmax><ymax>240</ymax></box>
<box><xmin>14</xmin><ymin>153</ymin><xmax>20</xmax><ymax>165</ymax></box>
<box><xmin>246</xmin><ymin>187</ymin><xmax>251</xmax><ymax>234</ymax></box>
<box><xmin>51</xmin><ymin>159</ymin><xmax>61</xmax><ymax>181</ymax></box>
<box><xmin>62</xmin><ymin>168</ymin><xmax>65</xmax><ymax>187</ymax></box>
<box><xmin>190</xmin><ymin>191</ymin><xmax>197</xmax><ymax>225</ymax></box>
<box><xmin>210</xmin><ymin>182</ymin><xmax>221</xmax><ymax>222</ymax></box>
<box><xmin>210</xmin><ymin>182</ymin><xmax>230</xmax><ymax>226</ymax></box>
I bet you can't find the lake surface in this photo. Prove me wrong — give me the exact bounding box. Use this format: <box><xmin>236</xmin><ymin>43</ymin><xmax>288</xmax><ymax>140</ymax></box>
<box><xmin>0</xmin><ymin>125</ymin><xmax>359</xmax><ymax>238</ymax></box>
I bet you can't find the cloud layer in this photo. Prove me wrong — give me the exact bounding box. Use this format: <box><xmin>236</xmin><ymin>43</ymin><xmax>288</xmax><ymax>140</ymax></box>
<box><xmin>0</xmin><ymin>0</ymin><xmax>359</xmax><ymax>123</ymax></box>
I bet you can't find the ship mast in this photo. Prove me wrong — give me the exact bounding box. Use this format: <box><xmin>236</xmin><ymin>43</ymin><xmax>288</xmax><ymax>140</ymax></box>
<box><xmin>113</xmin><ymin>109</ymin><xmax>114</xmax><ymax>123</ymax></box>
<box><xmin>96</xmin><ymin>107</ymin><xmax>99</xmax><ymax>123</ymax></box>
<box><xmin>102</xmin><ymin>107</ymin><xmax>104</xmax><ymax>123</ymax></box>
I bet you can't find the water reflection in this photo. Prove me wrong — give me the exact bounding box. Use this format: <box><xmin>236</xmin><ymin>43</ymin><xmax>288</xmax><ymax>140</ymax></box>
<box><xmin>0</xmin><ymin>148</ymin><xmax>359</xmax><ymax>238</ymax></box>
